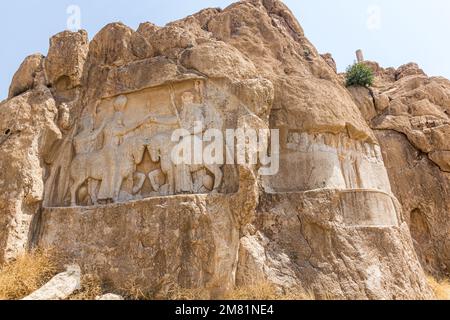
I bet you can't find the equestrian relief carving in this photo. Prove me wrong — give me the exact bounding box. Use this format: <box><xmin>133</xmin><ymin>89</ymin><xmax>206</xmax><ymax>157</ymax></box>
<box><xmin>68</xmin><ymin>81</ymin><xmax>225</xmax><ymax>206</ymax></box>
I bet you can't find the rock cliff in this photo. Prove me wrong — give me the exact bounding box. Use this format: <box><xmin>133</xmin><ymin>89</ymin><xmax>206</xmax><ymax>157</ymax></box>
<box><xmin>349</xmin><ymin>61</ymin><xmax>450</xmax><ymax>279</ymax></box>
<box><xmin>0</xmin><ymin>0</ymin><xmax>440</xmax><ymax>299</ymax></box>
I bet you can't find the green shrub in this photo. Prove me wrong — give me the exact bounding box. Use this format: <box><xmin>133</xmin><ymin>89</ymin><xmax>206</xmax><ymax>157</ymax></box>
<box><xmin>345</xmin><ymin>63</ymin><xmax>374</xmax><ymax>87</ymax></box>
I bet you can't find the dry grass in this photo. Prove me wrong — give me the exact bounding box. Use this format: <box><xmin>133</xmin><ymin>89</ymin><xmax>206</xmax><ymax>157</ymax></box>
<box><xmin>0</xmin><ymin>250</ymin><xmax>323</xmax><ymax>301</ymax></box>
<box><xmin>0</xmin><ymin>249</ymin><xmax>108</xmax><ymax>301</ymax></box>
<box><xmin>0</xmin><ymin>252</ymin><xmax>316</xmax><ymax>301</ymax></box>
<box><xmin>122</xmin><ymin>280</ymin><xmax>317</xmax><ymax>301</ymax></box>
<box><xmin>120</xmin><ymin>279</ymin><xmax>152</xmax><ymax>300</ymax></box>
<box><xmin>69</xmin><ymin>274</ymin><xmax>104</xmax><ymax>300</ymax></box>
<box><xmin>225</xmin><ymin>282</ymin><xmax>315</xmax><ymax>301</ymax></box>
<box><xmin>166</xmin><ymin>285</ymin><xmax>210</xmax><ymax>300</ymax></box>
<box><xmin>121</xmin><ymin>279</ymin><xmax>315</xmax><ymax>301</ymax></box>
<box><xmin>121</xmin><ymin>280</ymin><xmax>209</xmax><ymax>300</ymax></box>
<box><xmin>0</xmin><ymin>249</ymin><xmax>59</xmax><ymax>300</ymax></box>
<box><xmin>427</xmin><ymin>276</ymin><xmax>450</xmax><ymax>300</ymax></box>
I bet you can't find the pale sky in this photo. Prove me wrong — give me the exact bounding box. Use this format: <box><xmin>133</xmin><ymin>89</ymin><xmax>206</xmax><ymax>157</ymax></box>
<box><xmin>1</xmin><ymin>0</ymin><xmax>450</xmax><ymax>101</ymax></box>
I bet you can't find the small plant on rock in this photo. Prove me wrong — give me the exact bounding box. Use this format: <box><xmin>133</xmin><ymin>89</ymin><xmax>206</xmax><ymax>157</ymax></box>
<box><xmin>345</xmin><ymin>62</ymin><xmax>374</xmax><ymax>87</ymax></box>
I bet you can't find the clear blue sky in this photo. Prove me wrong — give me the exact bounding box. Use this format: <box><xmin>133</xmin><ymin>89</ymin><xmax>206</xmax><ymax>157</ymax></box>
<box><xmin>1</xmin><ymin>0</ymin><xmax>450</xmax><ymax>101</ymax></box>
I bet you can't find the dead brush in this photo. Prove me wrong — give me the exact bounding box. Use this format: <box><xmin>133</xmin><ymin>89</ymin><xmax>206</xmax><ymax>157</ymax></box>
<box><xmin>225</xmin><ymin>282</ymin><xmax>316</xmax><ymax>300</ymax></box>
<box><xmin>0</xmin><ymin>248</ymin><xmax>60</xmax><ymax>300</ymax></box>
<box><xmin>69</xmin><ymin>274</ymin><xmax>104</xmax><ymax>300</ymax></box>
<box><xmin>427</xmin><ymin>276</ymin><xmax>450</xmax><ymax>300</ymax></box>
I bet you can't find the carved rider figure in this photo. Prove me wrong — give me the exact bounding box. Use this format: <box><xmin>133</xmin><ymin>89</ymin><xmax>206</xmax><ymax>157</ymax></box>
<box><xmin>97</xmin><ymin>95</ymin><xmax>154</xmax><ymax>202</ymax></box>
<box><xmin>73</xmin><ymin>115</ymin><xmax>105</xmax><ymax>155</ymax></box>
<box><xmin>147</xmin><ymin>83</ymin><xmax>222</xmax><ymax>194</ymax></box>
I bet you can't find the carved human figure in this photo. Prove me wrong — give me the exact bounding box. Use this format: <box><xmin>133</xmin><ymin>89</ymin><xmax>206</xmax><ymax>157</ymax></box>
<box><xmin>70</xmin><ymin>95</ymin><xmax>154</xmax><ymax>205</ymax></box>
<box><xmin>192</xmin><ymin>169</ymin><xmax>214</xmax><ymax>193</ymax></box>
<box><xmin>146</xmin><ymin>88</ymin><xmax>223</xmax><ymax>194</ymax></box>
<box><xmin>177</xmin><ymin>91</ymin><xmax>223</xmax><ymax>192</ymax></box>
<box><xmin>147</xmin><ymin>136</ymin><xmax>222</xmax><ymax>195</ymax></box>
<box><xmin>73</xmin><ymin>115</ymin><xmax>104</xmax><ymax>155</ymax></box>
<box><xmin>96</xmin><ymin>95</ymin><xmax>154</xmax><ymax>202</ymax></box>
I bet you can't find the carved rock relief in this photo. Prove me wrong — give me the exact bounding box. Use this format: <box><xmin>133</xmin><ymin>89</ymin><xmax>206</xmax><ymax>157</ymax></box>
<box><xmin>262</xmin><ymin>130</ymin><xmax>400</xmax><ymax>227</ymax></box>
<box><xmin>263</xmin><ymin>131</ymin><xmax>392</xmax><ymax>194</ymax></box>
<box><xmin>47</xmin><ymin>80</ymin><xmax>237</xmax><ymax>207</ymax></box>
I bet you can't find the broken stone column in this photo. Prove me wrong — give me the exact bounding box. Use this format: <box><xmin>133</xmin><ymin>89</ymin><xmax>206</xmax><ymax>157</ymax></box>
<box><xmin>356</xmin><ymin>49</ymin><xmax>364</xmax><ymax>63</ymax></box>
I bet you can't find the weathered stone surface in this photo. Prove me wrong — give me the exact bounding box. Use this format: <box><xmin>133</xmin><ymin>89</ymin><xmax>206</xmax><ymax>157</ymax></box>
<box><xmin>0</xmin><ymin>88</ymin><xmax>60</xmax><ymax>263</ymax></box>
<box><xmin>0</xmin><ymin>0</ymin><xmax>439</xmax><ymax>300</ymax></box>
<box><xmin>348</xmin><ymin>62</ymin><xmax>450</xmax><ymax>277</ymax></box>
<box><xmin>45</xmin><ymin>30</ymin><xmax>89</xmax><ymax>90</ymax></box>
<box><xmin>8</xmin><ymin>54</ymin><xmax>45</xmax><ymax>99</ymax></box>
<box><xmin>37</xmin><ymin>194</ymin><xmax>242</xmax><ymax>299</ymax></box>
<box><xmin>101</xmin><ymin>57</ymin><xmax>204</xmax><ymax>98</ymax></box>
<box><xmin>395</xmin><ymin>62</ymin><xmax>426</xmax><ymax>80</ymax></box>
<box><xmin>348</xmin><ymin>86</ymin><xmax>378</xmax><ymax>122</ymax></box>
<box><xmin>263</xmin><ymin>132</ymin><xmax>392</xmax><ymax>194</ymax></box>
<box><xmin>237</xmin><ymin>191</ymin><xmax>432</xmax><ymax>300</ymax></box>
<box><xmin>22</xmin><ymin>265</ymin><xmax>81</xmax><ymax>300</ymax></box>
<box><xmin>320</xmin><ymin>53</ymin><xmax>337</xmax><ymax>73</ymax></box>
<box><xmin>375</xmin><ymin>130</ymin><xmax>450</xmax><ymax>277</ymax></box>
<box><xmin>88</xmin><ymin>23</ymin><xmax>137</xmax><ymax>67</ymax></box>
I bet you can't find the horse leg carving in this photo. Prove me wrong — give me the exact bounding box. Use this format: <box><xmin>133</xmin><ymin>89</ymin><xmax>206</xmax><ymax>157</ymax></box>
<box><xmin>70</xmin><ymin>176</ymin><xmax>86</xmax><ymax>206</ymax></box>
<box><xmin>88</xmin><ymin>179</ymin><xmax>99</xmax><ymax>205</ymax></box>
<box><xmin>166</xmin><ymin>168</ymin><xmax>175</xmax><ymax>195</ymax></box>
<box><xmin>133</xmin><ymin>172</ymin><xmax>146</xmax><ymax>194</ymax></box>
<box><xmin>113</xmin><ymin>175</ymin><xmax>124</xmax><ymax>202</ymax></box>
<box><xmin>149</xmin><ymin>169</ymin><xmax>162</xmax><ymax>192</ymax></box>
<box><xmin>206</xmin><ymin>165</ymin><xmax>223</xmax><ymax>191</ymax></box>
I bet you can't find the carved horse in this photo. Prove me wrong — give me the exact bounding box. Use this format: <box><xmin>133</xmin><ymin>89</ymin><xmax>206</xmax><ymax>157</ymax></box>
<box><xmin>70</xmin><ymin>136</ymin><xmax>149</xmax><ymax>206</ymax></box>
<box><xmin>146</xmin><ymin>133</ymin><xmax>177</xmax><ymax>195</ymax></box>
<box><xmin>146</xmin><ymin>133</ymin><xmax>223</xmax><ymax>195</ymax></box>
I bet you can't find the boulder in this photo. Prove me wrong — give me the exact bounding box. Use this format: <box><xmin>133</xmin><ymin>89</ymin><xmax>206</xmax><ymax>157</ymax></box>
<box><xmin>96</xmin><ymin>294</ymin><xmax>124</xmax><ymax>300</ymax></box>
<box><xmin>45</xmin><ymin>30</ymin><xmax>89</xmax><ymax>90</ymax></box>
<box><xmin>22</xmin><ymin>265</ymin><xmax>81</xmax><ymax>300</ymax></box>
<box><xmin>8</xmin><ymin>54</ymin><xmax>44</xmax><ymax>98</ymax></box>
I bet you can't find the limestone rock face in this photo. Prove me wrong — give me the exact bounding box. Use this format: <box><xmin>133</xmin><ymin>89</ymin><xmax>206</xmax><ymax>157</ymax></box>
<box><xmin>348</xmin><ymin>62</ymin><xmax>450</xmax><ymax>277</ymax></box>
<box><xmin>45</xmin><ymin>30</ymin><xmax>89</xmax><ymax>91</ymax></box>
<box><xmin>0</xmin><ymin>88</ymin><xmax>61</xmax><ymax>263</ymax></box>
<box><xmin>375</xmin><ymin>130</ymin><xmax>450</xmax><ymax>277</ymax></box>
<box><xmin>0</xmin><ymin>0</ymin><xmax>436</xmax><ymax>299</ymax></box>
<box><xmin>38</xmin><ymin>195</ymin><xmax>242</xmax><ymax>299</ymax></box>
<box><xmin>320</xmin><ymin>53</ymin><xmax>337</xmax><ymax>74</ymax></box>
<box><xmin>238</xmin><ymin>192</ymin><xmax>430</xmax><ymax>300</ymax></box>
<box><xmin>8</xmin><ymin>54</ymin><xmax>45</xmax><ymax>99</ymax></box>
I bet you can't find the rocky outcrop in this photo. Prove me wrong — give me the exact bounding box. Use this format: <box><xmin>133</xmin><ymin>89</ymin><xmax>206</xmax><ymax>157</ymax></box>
<box><xmin>0</xmin><ymin>88</ymin><xmax>61</xmax><ymax>263</ymax></box>
<box><xmin>0</xmin><ymin>0</ymin><xmax>436</xmax><ymax>299</ymax></box>
<box><xmin>237</xmin><ymin>191</ymin><xmax>430</xmax><ymax>300</ymax></box>
<box><xmin>349</xmin><ymin>62</ymin><xmax>450</xmax><ymax>277</ymax></box>
<box><xmin>38</xmin><ymin>194</ymin><xmax>242</xmax><ymax>299</ymax></box>
<box><xmin>45</xmin><ymin>30</ymin><xmax>89</xmax><ymax>91</ymax></box>
<box><xmin>320</xmin><ymin>53</ymin><xmax>337</xmax><ymax>74</ymax></box>
<box><xmin>8</xmin><ymin>54</ymin><xmax>45</xmax><ymax>99</ymax></box>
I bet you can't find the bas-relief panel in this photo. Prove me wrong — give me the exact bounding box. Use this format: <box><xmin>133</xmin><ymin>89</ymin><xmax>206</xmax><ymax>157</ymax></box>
<box><xmin>48</xmin><ymin>80</ymin><xmax>237</xmax><ymax>207</ymax></box>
